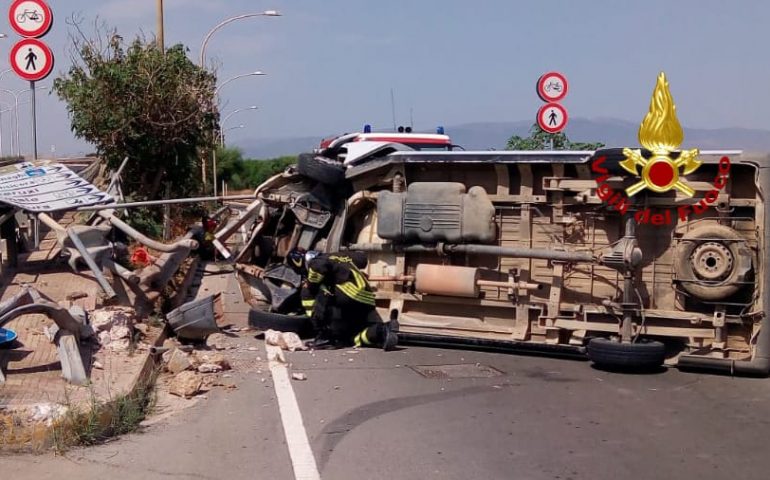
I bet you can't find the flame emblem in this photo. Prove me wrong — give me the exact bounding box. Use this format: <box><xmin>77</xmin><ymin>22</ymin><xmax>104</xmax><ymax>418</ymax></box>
<box><xmin>620</xmin><ymin>72</ymin><xmax>701</xmax><ymax>197</ymax></box>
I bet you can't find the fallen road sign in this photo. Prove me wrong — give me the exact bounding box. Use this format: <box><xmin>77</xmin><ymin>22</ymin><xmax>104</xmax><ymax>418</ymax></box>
<box><xmin>0</xmin><ymin>161</ymin><xmax>113</xmax><ymax>212</ymax></box>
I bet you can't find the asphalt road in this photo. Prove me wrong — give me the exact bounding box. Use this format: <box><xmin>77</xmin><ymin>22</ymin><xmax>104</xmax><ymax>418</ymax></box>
<box><xmin>4</xmin><ymin>343</ymin><xmax>770</xmax><ymax>480</ymax></box>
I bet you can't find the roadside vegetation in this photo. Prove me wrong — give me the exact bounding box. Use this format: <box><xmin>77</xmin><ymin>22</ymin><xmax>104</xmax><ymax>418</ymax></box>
<box><xmin>50</xmin><ymin>369</ymin><xmax>159</xmax><ymax>452</ymax></box>
<box><xmin>507</xmin><ymin>123</ymin><xmax>604</xmax><ymax>150</ymax></box>
<box><xmin>215</xmin><ymin>147</ymin><xmax>296</xmax><ymax>191</ymax></box>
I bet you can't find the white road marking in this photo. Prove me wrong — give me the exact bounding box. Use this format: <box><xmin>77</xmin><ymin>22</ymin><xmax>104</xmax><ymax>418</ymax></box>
<box><xmin>267</xmin><ymin>344</ymin><xmax>321</xmax><ymax>480</ymax></box>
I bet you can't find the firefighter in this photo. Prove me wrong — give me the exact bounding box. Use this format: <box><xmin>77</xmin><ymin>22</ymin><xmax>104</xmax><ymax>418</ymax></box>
<box><xmin>293</xmin><ymin>250</ymin><xmax>398</xmax><ymax>350</ymax></box>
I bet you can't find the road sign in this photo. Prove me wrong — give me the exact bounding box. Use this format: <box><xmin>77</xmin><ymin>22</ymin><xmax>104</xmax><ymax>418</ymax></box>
<box><xmin>536</xmin><ymin>71</ymin><xmax>568</xmax><ymax>103</ymax></box>
<box><xmin>10</xmin><ymin>38</ymin><xmax>54</xmax><ymax>81</ymax></box>
<box><xmin>8</xmin><ymin>0</ymin><xmax>53</xmax><ymax>38</ymax></box>
<box><xmin>0</xmin><ymin>162</ymin><xmax>113</xmax><ymax>212</ymax></box>
<box><xmin>537</xmin><ymin>103</ymin><xmax>568</xmax><ymax>134</ymax></box>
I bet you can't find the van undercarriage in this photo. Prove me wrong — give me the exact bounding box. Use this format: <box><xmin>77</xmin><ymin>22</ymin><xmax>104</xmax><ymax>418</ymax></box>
<box><xmin>237</xmin><ymin>150</ymin><xmax>770</xmax><ymax>376</ymax></box>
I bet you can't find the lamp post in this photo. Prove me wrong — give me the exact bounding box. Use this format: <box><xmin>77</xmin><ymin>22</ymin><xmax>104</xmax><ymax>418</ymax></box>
<box><xmin>200</xmin><ymin>11</ymin><xmax>279</xmax><ymax>198</ymax></box>
<box><xmin>0</xmin><ymin>68</ymin><xmax>13</xmax><ymax>157</ymax></box>
<box><xmin>199</xmin><ymin>11</ymin><xmax>281</xmax><ymax>68</ymax></box>
<box><xmin>222</xmin><ymin>124</ymin><xmax>245</xmax><ymax>148</ymax></box>
<box><xmin>215</xmin><ymin>71</ymin><xmax>265</xmax><ymax>96</ymax></box>
<box><xmin>1</xmin><ymin>86</ymin><xmax>48</xmax><ymax>157</ymax></box>
<box><xmin>213</xmin><ymin>106</ymin><xmax>257</xmax><ymax>197</ymax></box>
<box><xmin>220</xmin><ymin>106</ymin><xmax>258</xmax><ymax>145</ymax></box>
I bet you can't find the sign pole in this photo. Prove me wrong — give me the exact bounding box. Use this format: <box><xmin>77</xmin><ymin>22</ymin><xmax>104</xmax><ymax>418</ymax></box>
<box><xmin>30</xmin><ymin>80</ymin><xmax>37</xmax><ymax>160</ymax></box>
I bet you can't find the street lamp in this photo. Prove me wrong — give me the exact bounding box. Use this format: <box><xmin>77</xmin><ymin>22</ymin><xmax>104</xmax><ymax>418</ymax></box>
<box><xmin>0</xmin><ymin>86</ymin><xmax>48</xmax><ymax>157</ymax></box>
<box><xmin>199</xmin><ymin>10</ymin><xmax>281</xmax><ymax>67</ymax></box>
<box><xmin>0</xmin><ymin>68</ymin><xmax>14</xmax><ymax>157</ymax></box>
<box><xmin>215</xmin><ymin>71</ymin><xmax>265</xmax><ymax>96</ymax></box>
<box><xmin>220</xmin><ymin>106</ymin><xmax>257</xmax><ymax>145</ymax></box>
<box><xmin>222</xmin><ymin>124</ymin><xmax>245</xmax><ymax>147</ymax></box>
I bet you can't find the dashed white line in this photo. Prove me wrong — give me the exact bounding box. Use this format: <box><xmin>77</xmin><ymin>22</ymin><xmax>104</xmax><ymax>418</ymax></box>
<box><xmin>267</xmin><ymin>344</ymin><xmax>321</xmax><ymax>480</ymax></box>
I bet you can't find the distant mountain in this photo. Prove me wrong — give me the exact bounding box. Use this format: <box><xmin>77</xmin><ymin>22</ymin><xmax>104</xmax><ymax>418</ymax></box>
<box><xmin>238</xmin><ymin>118</ymin><xmax>770</xmax><ymax>158</ymax></box>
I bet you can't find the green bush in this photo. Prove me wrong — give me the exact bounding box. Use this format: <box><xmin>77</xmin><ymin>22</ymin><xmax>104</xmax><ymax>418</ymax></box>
<box><xmin>216</xmin><ymin>147</ymin><xmax>296</xmax><ymax>190</ymax></box>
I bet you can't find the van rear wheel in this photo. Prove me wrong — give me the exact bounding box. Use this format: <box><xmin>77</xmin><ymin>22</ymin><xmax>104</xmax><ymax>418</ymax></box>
<box><xmin>587</xmin><ymin>337</ymin><xmax>666</xmax><ymax>371</ymax></box>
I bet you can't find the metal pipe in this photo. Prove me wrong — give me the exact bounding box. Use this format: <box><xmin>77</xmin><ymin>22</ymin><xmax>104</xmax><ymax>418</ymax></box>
<box><xmin>30</xmin><ymin>81</ymin><xmax>36</xmax><ymax>159</ymax></box>
<box><xmin>368</xmin><ymin>275</ymin><xmax>415</xmax><ymax>282</ymax></box>
<box><xmin>477</xmin><ymin>279</ymin><xmax>543</xmax><ymax>291</ymax></box>
<box><xmin>398</xmin><ymin>332</ymin><xmax>587</xmax><ymax>359</ymax></box>
<box><xmin>346</xmin><ymin>243</ymin><xmax>596</xmax><ymax>264</ymax></box>
<box><xmin>98</xmin><ymin>211</ymin><xmax>198</xmax><ymax>253</ymax></box>
<box><xmin>107</xmin><ymin>156</ymin><xmax>130</xmax><ymax>194</ymax></box>
<box><xmin>66</xmin><ymin>228</ymin><xmax>117</xmax><ymax>300</ymax></box>
<box><xmin>36</xmin><ymin>212</ymin><xmax>65</xmax><ymax>233</ymax></box>
<box><xmin>620</xmin><ymin>216</ymin><xmax>636</xmax><ymax>343</ymax></box>
<box><xmin>75</xmin><ymin>194</ymin><xmax>254</xmax><ymax>211</ymax></box>
<box><xmin>676</xmin><ymin>161</ymin><xmax>770</xmax><ymax>377</ymax></box>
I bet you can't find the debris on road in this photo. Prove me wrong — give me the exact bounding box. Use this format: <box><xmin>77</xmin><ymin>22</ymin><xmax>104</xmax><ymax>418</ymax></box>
<box><xmin>166</xmin><ymin>294</ymin><xmax>222</xmax><ymax>340</ymax></box>
<box><xmin>90</xmin><ymin>306</ymin><xmax>136</xmax><ymax>333</ymax></box>
<box><xmin>205</xmin><ymin>332</ymin><xmax>231</xmax><ymax>350</ymax></box>
<box><xmin>291</xmin><ymin>372</ymin><xmax>307</xmax><ymax>381</ymax></box>
<box><xmin>265</xmin><ymin>329</ymin><xmax>306</xmax><ymax>352</ymax></box>
<box><xmin>169</xmin><ymin>371</ymin><xmax>204</xmax><ymax>398</ymax></box>
<box><xmin>197</xmin><ymin>363</ymin><xmax>223</xmax><ymax>373</ymax></box>
<box><xmin>194</xmin><ymin>352</ymin><xmax>231</xmax><ymax>371</ymax></box>
<box><xmin>166</xmin><ymin>349</ymin><xmax>194</xmax><ymax>374</ymax></box>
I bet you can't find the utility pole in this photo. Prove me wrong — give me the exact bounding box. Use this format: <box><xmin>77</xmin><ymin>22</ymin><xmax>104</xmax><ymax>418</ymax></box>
<box><xmin>156</xmin><ymin>0</ymin><xmax>165</xmax><ymax>50</ymax></box>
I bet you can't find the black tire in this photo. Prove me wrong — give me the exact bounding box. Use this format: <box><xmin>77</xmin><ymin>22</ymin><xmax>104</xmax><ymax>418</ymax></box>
<box><xmin>248</xmin><ymin>308</ymin><xmax>314</xmax><ymax>337</ymax></box>
<box><xmin>587</xmin><ymin>337</ymin><xmax>666</xmax><ymax>371</ymax></box>
<box><xmin>674</xmin><ymin>224</ymin><xmax>753</xmax><ymax>301</ymax></box>
<box><xmin>297</xmin><ymin>153</ymin><xmax>346</xmax><ymax>186</ymax></box>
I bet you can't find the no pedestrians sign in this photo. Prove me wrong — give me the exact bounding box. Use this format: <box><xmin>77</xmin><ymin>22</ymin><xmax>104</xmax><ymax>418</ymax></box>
<box><xmin>10</xmin><ymin>38</ymin><xmax>53</xmax><ymax>81</ymax></box>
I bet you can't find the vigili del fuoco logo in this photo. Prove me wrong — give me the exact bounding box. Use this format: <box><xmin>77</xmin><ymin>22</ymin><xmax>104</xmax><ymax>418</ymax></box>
<box><xmin>591</xmin><ymin>72</ymin><xmax>731</xmax><ymax>225</ymax></box>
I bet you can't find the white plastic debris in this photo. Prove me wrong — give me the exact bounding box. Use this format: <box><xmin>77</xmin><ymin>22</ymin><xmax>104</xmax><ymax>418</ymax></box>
<box><xmin>291</xmin><ymin>372</ymin><xmax>307</xmax><ymax>381</ymax></box>
<box><xmin>265</xmin><ymin>329</ymin><xmax>306</xmax><ymax>352</ymax></box>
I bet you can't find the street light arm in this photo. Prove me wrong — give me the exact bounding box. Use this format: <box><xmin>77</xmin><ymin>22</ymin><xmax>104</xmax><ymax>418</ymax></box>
<box><xmin>215</xmin><ymin>71</ymin><xmax>266</xmax><ymax>95</ymax></box>
<box><xmin>222</xmin><ymin>106</ymin><xmax>258</xmax><ymax>126</ymax></box>
<box><xmin>199</xmin><ymin>11</ymin><xmax>281</xmax><ymax>67</ymax></box>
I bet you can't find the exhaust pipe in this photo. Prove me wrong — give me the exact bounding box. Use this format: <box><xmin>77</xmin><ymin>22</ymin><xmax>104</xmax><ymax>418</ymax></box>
<box><xmin>677</xmin><ymin>160</ymin><xmax>770</xmax><ymax>377</ymax></box>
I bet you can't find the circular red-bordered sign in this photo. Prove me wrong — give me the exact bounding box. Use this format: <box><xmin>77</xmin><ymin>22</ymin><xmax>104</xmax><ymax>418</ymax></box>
<box><xmin>10</xmin><ymin>38</ymin><xmax>54</xmax><ymax>81</ymax></box>
<box><xmin>8</xmin><ymin>0</ymin><xmax>53</xmax><ymax>38</ymax></box>
<box><xmin>536</xmin><ymin>71</ymin><xmax>568</xmax><ymax>103</ymax></box>
<box><xmin>537</xmin><ymin>103</ymin><xmax>568</xmax><ymax>134</ymax></box>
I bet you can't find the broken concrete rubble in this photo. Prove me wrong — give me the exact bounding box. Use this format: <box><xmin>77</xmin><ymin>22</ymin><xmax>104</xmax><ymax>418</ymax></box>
<box><xmin>90</xmin><ymin>306</ymin><xmax>136</xmax><ymax>333</ymax></box>
<box><xmin>166</xmin><ymin>349</ymin><xmax>194</xmax><ymax>374</ymax></box>
<box><xmin>194</xmin><ymin>352</ymin><xmax>231</xmax><ymax>371</ymax></box>
<box><xmin>197</xmin><ymin>363</ymin><xmax>224</xmax><ymax>373</ymax></box>
<box><xmin>169</xmin><ymin>371</ymin><xmax>203</xmax><ymax>398</ymax></box>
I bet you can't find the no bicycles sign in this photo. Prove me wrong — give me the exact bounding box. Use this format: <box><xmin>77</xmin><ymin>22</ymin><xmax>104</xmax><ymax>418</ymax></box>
<box><xmin>8</xmin><ymin>0</ymin><xmax>53</xmax><ymax>38</ymax></box>
<box><xmin>8</xmin><ymin>0</ymin><xmax>55</xmax><ymax>82</ymax></box>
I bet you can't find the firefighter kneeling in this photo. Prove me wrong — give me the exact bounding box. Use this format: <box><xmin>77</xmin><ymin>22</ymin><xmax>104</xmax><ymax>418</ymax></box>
<box><xmin>291</xmin><ymin>250</ymin><xmax>398</xmax><ymax>350</ymax></box>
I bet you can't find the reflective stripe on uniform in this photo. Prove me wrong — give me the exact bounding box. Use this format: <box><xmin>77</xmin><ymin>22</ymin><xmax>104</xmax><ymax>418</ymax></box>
<box><xmin>354</xmin><ymin>327</ymin><xmax>371</xmax><ymax>347</ymax></box>
<box><xmin>307</xmin><ymin>268</ymin><xmax>324</xmax><ymax>283</ymax></box>
<box><xmin>301</xmin><ymin>299</ymin><xmax>315</xmax><ymax>317</ymax></box>
<box><xmin>336</xmin><ymin>282</ymin><xmax>376</xmax><ymax>306</ymax></box>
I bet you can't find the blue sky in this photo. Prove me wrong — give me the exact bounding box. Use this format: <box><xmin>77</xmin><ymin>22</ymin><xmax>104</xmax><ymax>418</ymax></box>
<box><xmin>1</xmin><ymin>0</ymin><xmax>768</xmax><ymax>155</ymax></box>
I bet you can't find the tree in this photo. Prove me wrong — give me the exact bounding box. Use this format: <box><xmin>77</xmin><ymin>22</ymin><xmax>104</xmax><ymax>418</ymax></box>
<box><xmin>54</xmin><ymin>23</ymin><xmax>218</xmax><ymax>201</ymax></box>
<box><xmin>216</xmin><ymin>146</ymin><xmax>296</xmax><ymax>190</ymax></box>
<box><xmin>506</xmin><ymin>124</ymin><xmax>604</xmax><ymax>151</ymax></box>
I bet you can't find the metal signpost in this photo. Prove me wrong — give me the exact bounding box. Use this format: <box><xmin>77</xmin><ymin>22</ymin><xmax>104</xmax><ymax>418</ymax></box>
<box><xmin>8</xmin><ymin>0</ymin><xmax>55</xmax><ymax>161</ymax></box>
<box><xmin>535</xmin><ymin>71</ymin><xmax>569</xmax><ymax>148</ymax></box>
